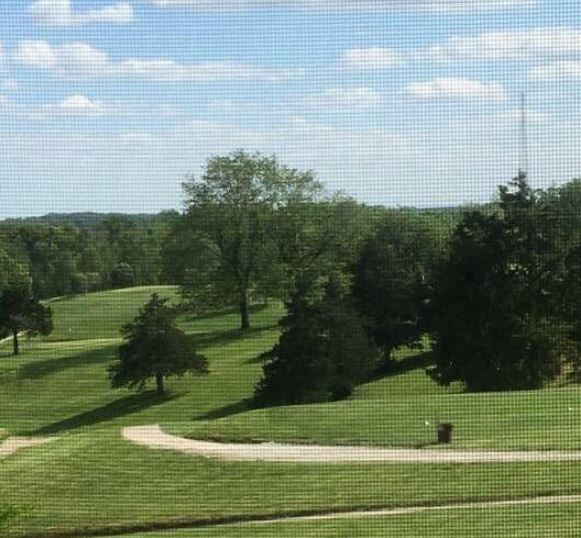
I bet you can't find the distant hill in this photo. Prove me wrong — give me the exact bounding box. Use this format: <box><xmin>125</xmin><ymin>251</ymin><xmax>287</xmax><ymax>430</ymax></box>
<box><xmin>0</xmin><ymin>211</ymin><xmax>179</xmax><ymax>230</ymax></box>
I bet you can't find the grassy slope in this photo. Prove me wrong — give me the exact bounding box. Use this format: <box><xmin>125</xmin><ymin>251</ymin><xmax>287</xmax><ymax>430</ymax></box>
<box><xmin>122</xmin><ymin>502</ymin><xmax>581</xmax><ymax>538</ymax></box>
<box><xmin>170</xmin><ymin>343</ymin><xmax>581</xmax><ymax>451</ymax></box>
<box><xmin>2</xmin><ymin>286</ymin><xmax>581</xmax><ymax>535</ymax></box>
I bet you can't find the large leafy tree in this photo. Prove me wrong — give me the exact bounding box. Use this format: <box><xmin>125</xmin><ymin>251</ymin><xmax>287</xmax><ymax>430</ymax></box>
<box><xmin>352</xmin><ymin>211</ymin><xmax>445</xmax><ymax>366</ymax></box>
<box><xmin>181</xmin><ymin>150</ymin><xmax>322</xmax><ymax>330</ymax></box>
<box><xmin>255</xmin><ymin>276</ymin><xmax>380</xmax><ymax>405</ymax></box>
<box><xmin>109</xmin><ymin>293</ymin><xmax>208</xmax><ymax>396</ymax></box>
<box><xmin>429</xmin><ymin>176</ymin><xmax>564</xmax><ymax>391</ymax></box>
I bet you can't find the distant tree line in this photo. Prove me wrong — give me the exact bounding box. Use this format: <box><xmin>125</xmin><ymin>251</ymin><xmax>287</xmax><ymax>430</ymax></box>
<box><xmin>0</xmin><ymin>212</ymin><xmax>176</xmax><ymax>299</ymax></box>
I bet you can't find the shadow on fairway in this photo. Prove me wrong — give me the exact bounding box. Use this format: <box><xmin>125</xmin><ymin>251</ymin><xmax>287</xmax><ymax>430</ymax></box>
<box><xmin>17</xmin><ymin>345</ymin><xmax>117</xmax><ymax>380</ymax></box>
<box><xmin>386</xmin><ymin>351</ymin><xmax>434</xmax><ymax>377</ymax></box>
<box><xmin>32</xmin><ymin>391</ymin><xmax>181</xmax><ymax>435</ymax></box>
<box><xmin>188</xmin><ymin>324</ymin><xmax>278</xmax><ymax>350</ymax></box>
<box><xmin>195</xmin><ymin>398</ymin><xmax>251</xmax><ymax>421</ymax></box>
<box><xmin>183</xmin><ymin>303</ymin><xmax>269</xmax><ymax>322</ymax></box>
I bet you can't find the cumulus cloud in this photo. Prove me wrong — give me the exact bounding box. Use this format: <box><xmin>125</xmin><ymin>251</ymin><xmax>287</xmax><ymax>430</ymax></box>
<box><xmin>340</xmin><ymin>48</ymin><xmax>401</xmax><ymax>70</ymax></box>
<box><xmin>146</xmin><ymin>0</ymin><xmax>535</xmax><ymax>12</ymax></box>
<box><xmin>340</xmin><ymin>27</ymin><xmax>581</xmax><ymax>70</ymax></box>
<box><xmin>530</xmin><ymin>61</ymin><xmax>581</xmax><ymax>80</ymax></box>
<box><xmin>307</xmin><ymin>87</ymin><xmax>383</xmax><ymax>108</ymax></box>
<box><xmin>13</xmin><ymin>40</ymin><xmax>297</xmax><ymax>82</ymax></box>
<box><xmin>421</xmin><ymin>28</ymin><xmax>581</xmax><ymax>62</ymax></box>
<box><xmin>52</xmin><ymin>94</ymin><xmax>105</xmax><ymax>114</ymax></box>
<box><xmin>29</xmin><ymin>0</ymin><xmax>133</xmax><ymax>26</ymax></box>
<box><xmin>405</xmin><ymin>78</ymin><xmax>506</xmax><ymax>100</ymax></box>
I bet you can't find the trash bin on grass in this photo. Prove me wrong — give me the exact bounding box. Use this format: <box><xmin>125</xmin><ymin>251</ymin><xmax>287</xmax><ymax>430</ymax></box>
<box><xmin>437</xmin><ymin>423</ymin><xmax>453</xmax><ymax>444</ymax></box>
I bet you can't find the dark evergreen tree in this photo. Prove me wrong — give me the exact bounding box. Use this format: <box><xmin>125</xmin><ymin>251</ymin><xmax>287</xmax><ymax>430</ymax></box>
<box><xmin>429</xmin><ymin>177</ymin><xmax>565</xmax><ymax>391</ymax></box>
<box><xmin>109</xmin><ymin>294</ymin><xmax>208</xmax><ymax>396</ymax></box>
<box><xmin>255</xmin><ymin>277</ymin><xmax>380</xmax><ymax>405</ymax></box>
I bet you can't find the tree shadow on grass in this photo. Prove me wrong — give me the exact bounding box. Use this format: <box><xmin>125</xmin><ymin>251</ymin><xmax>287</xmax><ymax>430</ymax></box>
<box><xmin>31</xmin><ymin>391</ymin><xmax>181</xmax><ymax>435</ymax></box>
<box><xmin>188</xmin><ymin>324</ymin><xmax>278</xmax><ymax>350</ymax></box>
<box><xmin>181</xmin><ymin>303</ymin><xmax>269</xmax><ymax>323</ymax></box>
<box><xmin>17</xmin><ymin>345</ymin><xmax>117</xmax><ymax>380</ymax></box>
<box><xmin>385</xmin><ymin>351</ymin><xmax>434</xmax><ymax>377</ymax></box>
<box><xmin>194</xmin><ymin>398</ymin><xmax>252</xmax><ymax>421</ymax></box>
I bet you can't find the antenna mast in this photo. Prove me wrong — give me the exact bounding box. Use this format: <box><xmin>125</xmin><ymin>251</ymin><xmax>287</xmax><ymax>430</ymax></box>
<box><xmin>518</xmin><ymin>91</ymin><xmax>528</xmax><ymax>180</ymax></box>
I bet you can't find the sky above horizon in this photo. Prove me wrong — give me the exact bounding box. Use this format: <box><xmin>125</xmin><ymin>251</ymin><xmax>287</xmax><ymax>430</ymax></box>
<box><xmin>1</xmin><ymin>0</ymin><xmax>581</xmax><ymax>217</ymax></box>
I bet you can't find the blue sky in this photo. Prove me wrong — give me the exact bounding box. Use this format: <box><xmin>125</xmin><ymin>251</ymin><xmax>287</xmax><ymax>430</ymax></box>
<box><xmin>1</xmin><ymin>0</ymin><xmax>581</xmax><ymax>217</ymax></box>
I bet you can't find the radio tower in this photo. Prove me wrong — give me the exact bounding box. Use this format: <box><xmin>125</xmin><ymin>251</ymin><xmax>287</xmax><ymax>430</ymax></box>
<box><xmin>518</xmin><ymin>91</ymin><xmax>528</xmax><ymax>180</ymax></box>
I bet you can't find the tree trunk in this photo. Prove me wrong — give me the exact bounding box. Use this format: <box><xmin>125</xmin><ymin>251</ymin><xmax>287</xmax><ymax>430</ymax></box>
<box><xmin>155</xmin><ymin>372</ymin><xmax>165</xmax><ymax>396</ymax></box>
<box><xmin>239</xmin><ymin>291</ymin><xmax>250</xmax><ymax>331</ymax></box>
<box><xmin>12</xmin><ymin>330</ymin><xmax>19</xmax><ymax>356</ymax></box>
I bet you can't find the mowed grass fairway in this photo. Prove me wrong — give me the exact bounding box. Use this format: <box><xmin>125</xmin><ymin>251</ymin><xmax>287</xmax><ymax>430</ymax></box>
<box><xmin>117</xmin><ymin>502</ymin><xmax>581</xmax><ymax>538</ymax></box>
<box><xmin>1</xmin><ymin>286</ymin><xmax>581</xmax><ymax>536</ymax></box>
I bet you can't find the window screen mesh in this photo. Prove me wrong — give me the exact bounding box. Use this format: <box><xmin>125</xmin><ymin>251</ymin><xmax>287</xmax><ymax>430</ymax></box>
<box><xmin>1</xmin><ymin>1</ymin><xmax>580</xmax><ymax>537</ymax></box>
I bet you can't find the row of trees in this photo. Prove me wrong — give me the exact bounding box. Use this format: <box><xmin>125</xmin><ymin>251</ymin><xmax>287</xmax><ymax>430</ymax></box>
<box><xmin>0</xmin><ymin>213</ymin><xmax>174</xmax><ymax>299</ymax></box>
<box><xmin>8</xmin><ymin>149</ymin><xmax>581</xmax><ymax>401</ymax></box>
<box><xmin>160</xmin><ymin>151</ymin><xmax>581</xmax><ymax>403</ymax></box>
<box><xmin>156</xmin><ymin>151</ymin><xmax>453</xmax><ymax>403</ymax></box>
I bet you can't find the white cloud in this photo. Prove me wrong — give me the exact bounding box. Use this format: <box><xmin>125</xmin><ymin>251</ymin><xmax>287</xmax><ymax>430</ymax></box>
<box><xmin>13</xmin><ymin>40</ymin><xmax>297</xmax><ymax>82</ymax></box>
<box><xmin>406</xmin><ymin>78</ymin><xmax>506</xmax><ymax>100</ymax></box>
<box><xmin>146</xmin><ymin>0</ymin><xmax>535</xmax><ymax>12</ymax></box>
<box><xmin>29</xmin><ymin>0</ymin><xmax>133</xmax><ymax>26</ymax></box>
<box><xmin>53</xmin><ymin>95</ymin><xmax>105</xmax><ymax>114</ymax></box>
<box><xmin>495</xmin><ymin>109</ymin><xmax>550</xmax><ymax>124</ymax></box>
<box><xmin>340</xmin><ymin>48</ymin><xmax>401</xmax><ymax>70</ymax></box>
<box><xmin>340</xmin><ymin>27</ymin><xmax>581</xmax><ymax>70</ymax></box>
<box><xmin>421</xmin><ymin>28</ymin><xmax>581</xmax><ymax>63</ymax></box>
<box><xmin>307</xmin><ymin>87</ymin><xmax>383</xmax><ymax>108</ymax></box>
<box><xmin>530</xmin><ymin>61</ymin><xmax>581</xmax><ymax>80</ymax></box>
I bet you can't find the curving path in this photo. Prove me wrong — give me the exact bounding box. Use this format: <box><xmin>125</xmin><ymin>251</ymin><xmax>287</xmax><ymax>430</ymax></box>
<box><xmin>0</xmin><ymin>436</ymin><xmax>55</xmax><ymax>458</ymax></box>
<box><xmin>123</xmin><ymin>425</ymin><xmax>581</xmax><ymax>464</ymax></box>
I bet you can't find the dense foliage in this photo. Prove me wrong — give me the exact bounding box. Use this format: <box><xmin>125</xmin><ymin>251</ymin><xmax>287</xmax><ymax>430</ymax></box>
<box><xmin>0</xmin><ymin>212</ymin><xmax>174</xmax><ymax>299</ymax></box>
<box><xmin>352</xmin><ymin>211</ymin><xmax>446</xmax><ymax>367</ymax></box>
<box><xmin>429</xmin><ymin>176</ymin><xmax>567</xmax><ymax>391</ymax></box>
<box><xmin>5</xmin><ymin>150</ymin><xmax>581</xmax><ymax>401</ymax></box>
<box><xmin>109</xmin><ymin>293</ymin><xmax>208</xmax><ymax>395</ymax></box>
<box><xmin>255</xmin><ymin>277</ymin><xmax>380</xmax><ymax>405</ymax></box>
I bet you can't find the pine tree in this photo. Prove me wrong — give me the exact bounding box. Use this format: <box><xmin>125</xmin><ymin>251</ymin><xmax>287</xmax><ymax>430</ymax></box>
<box><xmin>109</xmin><ymin>294</ymin><xmax>208</xmax><ymax>396</ymax></box>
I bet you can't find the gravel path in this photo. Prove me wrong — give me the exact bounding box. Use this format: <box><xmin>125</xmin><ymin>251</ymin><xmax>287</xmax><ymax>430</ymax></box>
<box><xmin>123</xmin><ymin>425</ymin><xmax>581</xmax><ymax>464</ymax></box>
<box><xmin>0</xmin><ymin>436</ymin><xmax>55</xmax><ymax>458</ymax></box>
<box><xmin>236</xmin><ymin>495</ymin><xmax>581</xmax><ymax>527</ymax></box>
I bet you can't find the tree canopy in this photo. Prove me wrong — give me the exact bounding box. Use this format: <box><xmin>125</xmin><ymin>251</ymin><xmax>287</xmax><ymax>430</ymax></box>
<box><xmin>109</xmin><ymin>293</ymin><xmax>208</xmax><ymax>396</ymax></box>
<box><xmin>429</xmin><ymin>177</ymin><xmax>566</xmax><ymax>391</ymax></box>
<box><xmin>180</xmin><ymin>150</ymin><xmax>323</xmax><ymax>330</ymax></box>
<box><xmin>255</xmin><ymin>276</ymin><xmax>380</xmax><ymax>405</ymax></box>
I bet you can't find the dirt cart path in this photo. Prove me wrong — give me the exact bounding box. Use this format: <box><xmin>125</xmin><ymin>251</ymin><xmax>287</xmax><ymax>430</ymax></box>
<box><xmin>123</xmin><ymin>425</ymin><xmax>581</xmax><ymax>464</ymax></box>
<box><xmin>0</xmin><ymin>436</ymin><xmax>55</xmax><ymax>458</ymax></box>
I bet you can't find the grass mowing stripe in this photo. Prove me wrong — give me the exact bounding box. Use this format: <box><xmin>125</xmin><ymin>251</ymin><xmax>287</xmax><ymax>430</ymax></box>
<box><xmin>16</xmin><ymin>494</ymin><xmax>581</xmax><ymax>538</ymax></box>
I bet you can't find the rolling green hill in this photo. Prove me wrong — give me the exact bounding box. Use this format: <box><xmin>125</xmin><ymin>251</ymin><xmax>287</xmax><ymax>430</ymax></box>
<box><xmin>2</xmin><ymin>286</ymin><xmax>581</xmax><ymax>536</ymax></box>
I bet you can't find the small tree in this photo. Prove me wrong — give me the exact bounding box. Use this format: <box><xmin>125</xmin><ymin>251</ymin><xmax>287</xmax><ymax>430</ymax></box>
<box><xmin>0</xmin><ymin>284</ymin><xmax>53</xmax><ymax>356</ymax></box>
<box><xmin>111</xmin><ymin>262</ymin><xmax>135</xmax><ymax>289</ymax></box>
<box><xmin>109</xmin><ymin>294</ymin><xmax>208</xmax><ymax>396</ymax></box>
